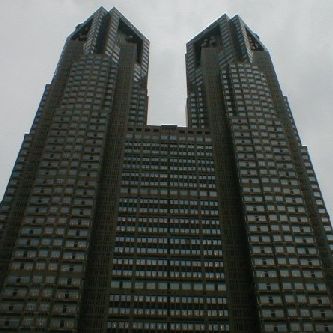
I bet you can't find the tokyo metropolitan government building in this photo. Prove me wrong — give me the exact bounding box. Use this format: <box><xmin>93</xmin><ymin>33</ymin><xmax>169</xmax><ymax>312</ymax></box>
<box><xmin>0</xmin><ymin>6</ymin><xmax>333</xmax><ymax>333</ymax></box>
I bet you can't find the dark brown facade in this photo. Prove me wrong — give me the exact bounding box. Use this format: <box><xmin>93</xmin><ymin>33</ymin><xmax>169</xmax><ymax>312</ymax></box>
<box><xmin>0</xmin><ymin>6</ymin><xmax>333</xmax><ymax>333</ymax></box>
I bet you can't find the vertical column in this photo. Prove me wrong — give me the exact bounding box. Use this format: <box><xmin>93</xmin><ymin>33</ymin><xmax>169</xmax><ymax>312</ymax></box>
<box><xmin>79</xmin><ymin>43</ymin><xmax>137</xmax><ymax>332</ymax></box>
<box><xmin>201</xmin><ymin>47</ymin><xmax>260</xmax><ymax>333</ymax></box>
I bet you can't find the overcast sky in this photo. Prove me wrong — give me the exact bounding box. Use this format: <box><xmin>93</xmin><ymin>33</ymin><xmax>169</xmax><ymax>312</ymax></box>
<box><xmin>0</xmin><ymin>0</ymin><xmax>332</xmax><ymax>218</ymax></box>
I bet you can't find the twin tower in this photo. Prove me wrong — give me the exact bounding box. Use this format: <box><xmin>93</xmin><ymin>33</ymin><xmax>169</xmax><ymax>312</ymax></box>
<box><xmin>0</xmin><ymin>6</ymin><xmax>333</xmax><ymax>333</ymax></box>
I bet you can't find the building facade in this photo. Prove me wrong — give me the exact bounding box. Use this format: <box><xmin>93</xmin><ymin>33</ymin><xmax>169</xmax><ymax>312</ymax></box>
<box><xmin>0</xmin><ymin>6</ymin><xmax>333</xmax><ymax>333</ymax></box>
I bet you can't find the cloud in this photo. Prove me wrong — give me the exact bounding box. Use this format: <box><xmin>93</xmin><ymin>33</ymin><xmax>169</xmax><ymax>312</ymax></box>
<box><xmin>0</xmin><ymin>0</ymin><xmax>332</xmax><ymax>218</ymax></box>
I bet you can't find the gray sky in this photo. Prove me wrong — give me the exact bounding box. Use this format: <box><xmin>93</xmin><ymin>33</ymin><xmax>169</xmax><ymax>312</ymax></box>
<box><xmin>0</xmin><ymin>0</ymin><xmax>332</xmax><ymax>218</ymax></box>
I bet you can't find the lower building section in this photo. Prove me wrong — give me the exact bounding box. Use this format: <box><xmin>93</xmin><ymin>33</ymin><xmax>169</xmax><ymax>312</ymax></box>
<box><xmin>108</xmin><ymin>126</ymin><xmax>229</xmax><ymax>332</ymax></box>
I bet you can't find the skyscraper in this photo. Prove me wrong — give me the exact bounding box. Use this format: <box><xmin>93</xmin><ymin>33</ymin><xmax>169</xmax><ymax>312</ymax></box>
<box><xmin>0</xmin><ymin>5</ymin><xmax>332</xmax><ymax>333</ymax></box>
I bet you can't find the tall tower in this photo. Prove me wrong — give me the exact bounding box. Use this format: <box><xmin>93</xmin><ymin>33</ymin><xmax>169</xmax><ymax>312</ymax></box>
<box><xmin>186</xmin><ymin>14</ymin><xmax>333</xmax><ymax>332</ymax></box>
<box><xmin>0</xmin><ymin>7</ymin><xmax>149</xmax><ymax>332</ymax></box>
<box><xmin>0</xmin><ymin>7</ymin><xmax>333</xmax><ymax>333</ymax></box>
